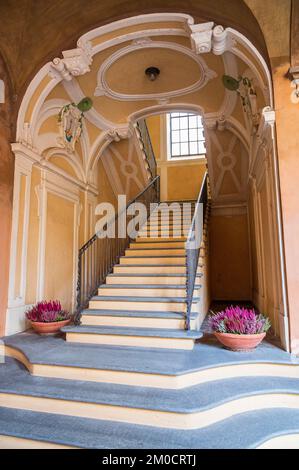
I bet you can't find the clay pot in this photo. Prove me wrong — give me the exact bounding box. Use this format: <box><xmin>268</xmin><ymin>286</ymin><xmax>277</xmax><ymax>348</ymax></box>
<box><xmin>214</xmin><ymin>332</ymin><xmax>266</xmax><ymax>351</ymax></box>
<box><xmin>30</xmin><ymin>318</ymin><xmax>71</xmax><ymax>335</ymax></box>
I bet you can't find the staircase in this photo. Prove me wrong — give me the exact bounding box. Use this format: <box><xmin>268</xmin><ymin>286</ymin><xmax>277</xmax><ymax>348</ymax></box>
<box><xmin>1</xmin><ymin>174</ymin><xmax>299</xmax><ymax>448</ymax></box>
<box><xmin>62</xmin><ymin>201</ymin><xmax>204</xmax><ymax>350</ymax></box>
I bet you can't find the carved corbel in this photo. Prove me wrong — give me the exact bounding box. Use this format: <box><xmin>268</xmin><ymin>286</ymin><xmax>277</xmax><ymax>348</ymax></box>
<box><xmin>20</xmin><ymin>122</ymin><xmax>33</xmax><ymax>148</ymax></box>
<box><xmin>105</xmin><ymin>127</ymin><xmax>131</xmax><ymax>144</ymax></box>
<box><xmin>50</xmin><ymin>39</ymin><xmax>93</xmax><ymax>81</ymax></box>
<box><xmin>217</xmin><ymin>115</ymin><xmax>227</xmax><ymax>132</ymax></box>
<box><xmin>204</xmin><ymin>118</ymin><xmax>217</xmax><ymax>131</ymax></box>
<box><xmin>189</xmin><ymin>22</ymin><xmax>214</xmax><ymax>54</ymax></box>
<box><xmin>188</xmin><ymin>21</ymin><xmax>235</xmax><ymax>56</ymax></box>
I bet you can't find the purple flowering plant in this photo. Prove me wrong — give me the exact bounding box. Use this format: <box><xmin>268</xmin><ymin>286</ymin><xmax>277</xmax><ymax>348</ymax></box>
<box><xmin>208</xmin><ymin>306</ymin><xmax>271</xmax><ymax>335</ymax></box>
<box><xmin>26</xmin><ymin>300</ymin><xmax>70</xmax><ymax>323</ymax></box>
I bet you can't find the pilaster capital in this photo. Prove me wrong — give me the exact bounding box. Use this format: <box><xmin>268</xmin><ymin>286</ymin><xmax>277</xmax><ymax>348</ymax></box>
<box><xmin>188</xmin><ymin>21</ymin><xmax>236</xmax><ymax>56</ymax></box>
<box><xmin>50</xmin><ymin>39</ymin><xmax>93</xmax><ymax>81</ymax></box>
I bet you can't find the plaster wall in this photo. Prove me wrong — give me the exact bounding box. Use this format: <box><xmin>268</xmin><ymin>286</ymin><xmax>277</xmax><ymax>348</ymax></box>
<box><xmin>273</xmin><ymin>60</ymin><xmax>299</xmax><ymax>353</ymax></box>
<box><xmin>209</xmin><ymin>211</ymin><xmax>251</xmax><ymax>301</ymax></box>
<box><xmin>146</xmin><ymin>114</ymin><xmax>207</xmax><ymax>201</ymax></box>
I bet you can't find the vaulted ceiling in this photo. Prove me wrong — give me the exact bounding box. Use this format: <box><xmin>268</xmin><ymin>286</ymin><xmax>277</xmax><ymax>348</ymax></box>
<box><xmin>16</xmin><ymin>13</ymin><xmax>271</xmax><ymax>206</ymax></box>
<box><xmin>0</xmin><ymin>0</ymin><xmax>288</xmax><ymax>100</ymax></box>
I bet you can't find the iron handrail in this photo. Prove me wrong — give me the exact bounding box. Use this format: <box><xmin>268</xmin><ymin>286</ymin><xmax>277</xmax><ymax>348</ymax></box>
<box><xmin>136</xmin><ymin>119</ymin><xmax>157</xmax><ymax>179</ymax></box>
<box><xmin>185</xmin><ymin>172</ymin><xmax>208</xmax><ymax>329</ymax></box>
<box><xmin>75</xmin><ymin>176</ymin><xmax>160</xmax><ymax>323</ymax></box>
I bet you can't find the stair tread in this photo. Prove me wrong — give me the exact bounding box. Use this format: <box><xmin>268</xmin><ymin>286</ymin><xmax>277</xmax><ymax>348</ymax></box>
<box><xmin>82</xmin><ymin>309</ymin><xmax>195</xmax><ymax>319</ymax></box>
<box><xmin>3</xmin><ymin>333</ymin><xmax>297</xmax><ymax>376</ymax></box>
<box><xmin>108</xmin><ymin>273</ymin><xmax>203</xmax><ymax>277</ymax></box>
<box><xmin>1</xmin><ymin>358</ymin><xmax>299</xmax><ymax>415</ymax></box>
<box><xmin>1</xmin><ymin>406</ymin><xmax>299</xmax><ymax>448</ymax></box>
<box><xmin>91</xmin><ymin>296</ymin><xmax>200</xmax><ymax>302</ymax></box>
<box><xmin>99</xmin><ymin>284</ymin><xmax>201</xmax><ymax>289</ymax></box>
<box><xmin>121</xmin><ymin>255</ymin><xmax>186</xmax><ymax>258</ymax></box>
<box><xmin>62</xmin><ymin>325</ymin><xmax>202</xmax><ymax>339</ymax></box>
<box><xmin>115</xmin><ymin>264</ymin><xmax>199</xmax><ymax>267</ymax></box>
<box><xmin>127</xmin><ymin>248</ymin><xmax>186</xmax><ymax>251</ymax></box>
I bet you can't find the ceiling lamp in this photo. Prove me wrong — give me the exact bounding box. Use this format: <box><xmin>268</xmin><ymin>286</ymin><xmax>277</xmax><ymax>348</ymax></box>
<box><xmin>145</xmin><ymin>66</ymin><xmax>160</xmax><ymax>81</ymax></box>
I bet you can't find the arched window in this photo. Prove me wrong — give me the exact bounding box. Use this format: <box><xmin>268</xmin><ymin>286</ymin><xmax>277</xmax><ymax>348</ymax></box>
<box><xmin>167</xmin><ymin>112</ymin><xmax>206</xmax><ymax>159</ymax></box>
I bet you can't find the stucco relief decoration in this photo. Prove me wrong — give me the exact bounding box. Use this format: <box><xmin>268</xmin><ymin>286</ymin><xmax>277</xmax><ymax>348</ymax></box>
<box><xmin>188</xmin><ymin>22</ymin><xmax>235</xmax><ymax>56</ymax></box>
<box><xmin>288</xmin><ymin>67</ymin><xmax>299</xmax><ymax>104</ymax></box>
<box><xmin>94</xmin><ymin>41</ymin><xmax>217</xmax><ymax>101</ymax></box>
<box><xmin>57</xmin><ymin>97</ymin><xmax>92</xmax><ymax>152</ymax></box>
<box><xmin>222</xmin><ymin>74</ymin><xmax>260</xmax><ymax>129</ymax></box>
<box><xmin>50</xmin><ymin>40</ymin><xmax>93</xmax><ymax>81</ymax></box>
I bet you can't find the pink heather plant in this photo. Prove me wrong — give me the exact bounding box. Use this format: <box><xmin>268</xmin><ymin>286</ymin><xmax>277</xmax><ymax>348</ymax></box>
<box><xmin>208</xmin><ymin>306</ymin><xmax>271</xmax><ymax>335</ymax></box>
<box><xmin>26</xmin><ymin>301</ymin><xmax>70</xmax><ymax>323</ymax></box>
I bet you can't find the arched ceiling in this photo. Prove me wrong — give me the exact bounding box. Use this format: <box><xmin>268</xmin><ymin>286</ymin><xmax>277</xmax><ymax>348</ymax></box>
<box><xmin>14</xmin><ymin>13</ymin><xmax>272</xmax><ymax>207</ymax></box>
<box><xmin>0</xmin><ymin>0</ymin><xmax>272</xmax><ymax>98</ymax></box>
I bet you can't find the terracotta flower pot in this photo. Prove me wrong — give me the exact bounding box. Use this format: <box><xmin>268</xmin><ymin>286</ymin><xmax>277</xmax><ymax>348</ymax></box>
<box><xmin>214</xmin><ymin>332</ymin><xmax>266</xmax><ymax>351</ymax></box>
<box><xmin>30</xmin><ymin>318</ymin><xmax>71</xmax><ymax>335</ymax></box>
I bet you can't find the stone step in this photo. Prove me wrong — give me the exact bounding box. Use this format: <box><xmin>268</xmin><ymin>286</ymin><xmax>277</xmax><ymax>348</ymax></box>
<box><xmin>3</xmin><ymin>333</ymin><xmax>298</xmax><ymax>388</ymax></box>
<box><xmin>125</xmin><ymin>248</ymin><xmax>186</xmax><ymax>256</ymax></box>
<box><xmin>89</xmin><ymin>296</ymin><xmax>199</xmax><ymax>313</ymax></box>
<box><xmin>130</xmin><ymin>241</ymin><xmax>186</xmax><ymax>249</ymax></box>
<box><xmin>1</xmin><ymin>406</ymin><xmax>299</xmax><ymax>448</ymax></box>
<box><xmin>106</xmin><ymin>273</ymin><xmax>203</xmax><ymax>285</ymax></box>
<box><xmin>97</xmin><ymin>284</ymin><xmax>200</xmax><ymax>298</ymax></box>
<box><xmin>62</xmin><ymin>325</ymin><xmax>202</xmax><ymax>350</ymax></box>
<box><xmin>119</xmin><ymin>256</ymin><xmax>186</xmax><ymax>265</ymax></box>
<box><xmin>1</xmin><ymin>358</ymin><xmax>299</xmax><ymax>433</ymax></box>
<box><xmin>80</xmin><ymin>308</ymin><xmax>194</xmax><ymax>329</ymax></box>
<box><xmin>113</xmin><ymin>265</ymin><xmax>203</xmax><ymax>274</ymax></box>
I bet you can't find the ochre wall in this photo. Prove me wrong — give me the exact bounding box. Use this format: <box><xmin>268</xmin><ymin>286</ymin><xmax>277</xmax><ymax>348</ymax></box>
<box><xmin>146</xmin><ymin>114</ymin><xmax>207</xmax><ymax>201</ymax></box>
<box><xmin>25</xmin><ymin>168</ymin><xmax>40</xmax><ymax>304</ymax></box>
<box><xmin>166</xmin><ymin>164</ymin><xmax>206</xmax><ymax>201</ymax></box>
<box><xmin>0</xmin><ymin>56</ymin><xmax>14</xmax><ymax>335</ymax></box>
<box><xmin>44</xmin><ymin>194</ymin><xmax>75</xmax><ymax>312</ymax></box>
<box><xmin>5</xmin><ymin>130</ymin><xmax>148</xmax><ymax>334</ymax></box>
<box><xmin>273</xmin><ymin>58</ymin><xmax>299</xmax><ymax>353</ymax></box>
<box><xmin>209</xmin><ymin>212</ymin><xmax>251</xmax><ymax>301</ymax></box>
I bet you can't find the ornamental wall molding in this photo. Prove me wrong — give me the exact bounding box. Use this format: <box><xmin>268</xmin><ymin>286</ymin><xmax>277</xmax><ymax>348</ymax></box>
<box><xmin>249</xmin><ymin>107</ymin><xmax>276</xmax><ymax>177</ymax></box>
<box><xmin>11</xmin><ymin>142</ymin><xmax>98</xmax><ymax>195</ymax></box>
<box><xmin>88</xmin><ymin>125</ymin><xmax>132</xmax><ymax>176</ymax></box>
<box><xmin>94</xmin><ymin>41</ymin><xmax>217</xmax><ymax>101</ymax></box>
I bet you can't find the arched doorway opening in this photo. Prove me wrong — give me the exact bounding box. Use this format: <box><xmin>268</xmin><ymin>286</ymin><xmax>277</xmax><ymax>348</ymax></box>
<box><xmin>6</xmin><ymin>13</ymin><xmax>289</xmax><ymax>351</ymax></box>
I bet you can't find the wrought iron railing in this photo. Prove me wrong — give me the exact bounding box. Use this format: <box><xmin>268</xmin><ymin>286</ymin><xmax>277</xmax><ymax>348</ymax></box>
<box><xmin>75</xmin><ymin>176</ymin><xmax>160</xmax><ymax>323</ymax></box>
<box><xmin>136</xmin><ymin>119</ymin><xmax>157</xmax><ymax>179</ymax></box>
<box><xmin>185</xmin><ymin>172</ymin><xmax>208</xmax><ymax>330</ymax></box>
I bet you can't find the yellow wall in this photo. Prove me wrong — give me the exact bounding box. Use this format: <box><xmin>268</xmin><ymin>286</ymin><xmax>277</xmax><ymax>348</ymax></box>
<box><xmin>44</xmin><ymin>194</ymin><xmax>75</xmax><ymax>312</ymax></box>
<box><xmin>166</xmin><ymin>163</ymin><xmax>206</xmax><ymax>201</ymax></box>
<box><xmin>25</xmin><ymin>167</ymin><xmax>40</xmax><ymax>304</ymax></box>
<box><xmin>14</xmin><ymin>175</ymin><xmax>26</xmax><ymax>298</ymax></box>
<box><xmin>209</xmin><ymin>212</ymin><xmax>251</xmax><ymax>301</ymax></box>
<box><xmin>146</xmin><ymin>114</ymin><xmax>207</xmax><ymax>201</ymax></box>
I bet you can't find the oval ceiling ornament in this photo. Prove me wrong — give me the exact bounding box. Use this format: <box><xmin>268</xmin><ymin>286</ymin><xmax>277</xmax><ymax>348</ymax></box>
<box><xmin>94</xmin><ymin>41</ymin><xmax>217</xmax><ymax>101</ymax></box>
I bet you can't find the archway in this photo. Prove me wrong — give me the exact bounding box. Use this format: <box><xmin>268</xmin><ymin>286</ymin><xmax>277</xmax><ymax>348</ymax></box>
<box><xmin>6</xmin><ymin>13</ymin><xmax>289</xmax><ymax>351</ymax></box>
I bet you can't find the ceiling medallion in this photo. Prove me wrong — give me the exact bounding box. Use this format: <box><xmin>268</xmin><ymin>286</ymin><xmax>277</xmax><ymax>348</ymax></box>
<box><xmin>94</xmin><ymin>41</ymin><xmax>217</xmax><ymax>101</ymax></box>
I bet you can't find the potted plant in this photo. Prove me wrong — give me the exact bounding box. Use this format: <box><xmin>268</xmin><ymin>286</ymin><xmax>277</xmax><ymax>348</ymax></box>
<box><xmin>208</xmin><ymin>306</ymin><xmax>271</xmax><ymax>351</ymax></box>
<box><xmin>26</xmin><ymin>300</ymin><xmax>71</xmax><ymax>335</ymax></box>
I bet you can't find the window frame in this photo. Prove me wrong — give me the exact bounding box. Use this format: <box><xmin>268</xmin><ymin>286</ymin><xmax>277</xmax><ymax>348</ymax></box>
<box><xmin>166</xmin><ymin>112</ymin><xmax>206</xmax><ymax>161</ymax></box>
